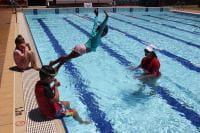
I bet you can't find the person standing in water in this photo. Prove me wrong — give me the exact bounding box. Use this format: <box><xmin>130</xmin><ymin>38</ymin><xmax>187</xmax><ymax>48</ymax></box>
<box><xmin>130</xmin><ymin>45</ymin><xmax>161</xmax><ymax>94</ymax></box>
<box><xmin>130</xmin><ymin>45</ymin><xmax>161</xmax><ymax>80</ymax></box>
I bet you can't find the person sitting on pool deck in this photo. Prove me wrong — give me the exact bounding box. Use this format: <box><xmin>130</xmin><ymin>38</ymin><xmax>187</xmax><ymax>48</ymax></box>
<box><xmin>13</xmin><ymin>35</ymin><xmax>40</xmax><ymax>71</ymax></box>
<box><xmin>35</xmin><ymin>65</ymin><xmax>90</xmax><ymax>124</ymax></box>
<box><xmin>49</xmin><ymin>9</ymin><xmax>109</xmax><ymax>71</ymax></box>
<box><xmin>130</xmin><ymin>44</ymin><xmax>161</xmax><ymax>80</ymax></box>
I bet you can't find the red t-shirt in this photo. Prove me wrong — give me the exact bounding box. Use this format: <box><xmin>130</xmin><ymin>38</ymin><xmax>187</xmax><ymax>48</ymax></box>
<box><xmin>140</xmin><ymin>56</ymin><xmax>160</xmax><ymax>76</ymax></box>
<box><xmin>35</xmin><ymin>81</ymin><xmax>61</xmax><ymax>119</ymax></box>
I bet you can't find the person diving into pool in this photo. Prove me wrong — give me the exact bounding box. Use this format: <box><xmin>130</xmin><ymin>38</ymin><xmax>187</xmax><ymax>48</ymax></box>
<box><xmin>49</xmin><ymin>8</ymin><xmax>109</xmax><ymax>71</ymax></box>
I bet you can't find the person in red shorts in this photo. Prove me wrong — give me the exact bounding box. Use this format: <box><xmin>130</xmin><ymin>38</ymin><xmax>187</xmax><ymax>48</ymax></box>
<box><xmin>35</xmin><ymin>65</ymin><xmax>90</xmax><ymax>124</ymax></box>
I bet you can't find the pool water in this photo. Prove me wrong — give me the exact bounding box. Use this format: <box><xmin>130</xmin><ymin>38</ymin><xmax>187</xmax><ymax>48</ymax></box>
<box><xmin>25</xmin><ymin>8</ymin><xmax>200</xmax><ymax>133</ymax></box>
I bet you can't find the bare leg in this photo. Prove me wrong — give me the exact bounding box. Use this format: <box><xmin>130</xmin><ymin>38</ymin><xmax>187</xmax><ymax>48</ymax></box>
<box><xmin>132</xmin><ymin>84</ymin><xmax>145</xmax><ymax>95</ymax></box>
<box><xmin>49</xmin><ymin>56</ymin><xmax>64</xmax><ymax>66</ymax></box>
<box><xmin>28</xmin><ymin>51</ymin><xmax>40</xmax><ymax>71</ymax></box>
<box><xmin>71</xmin><ymin>110</ymin><xmax>90</xmax><ymax>124</ymax></box>
<box><xmin>62</xmin><ymin>51</ymin><xmax>81</xmax><ymax>62</ymax></box>
<box><xmin>61</xmin><ymin>101</ymin><xmax>90</xmax><ymax>124</ymax></box>
<box><xmin>61</xmin><ymin>101</ymin><xmax>71</xmax><ymax>109</ymax></box>
<box><xmin>51</xmin><ymin>51</ymin><xmax>81</xmax><ymax>72</ymax></box>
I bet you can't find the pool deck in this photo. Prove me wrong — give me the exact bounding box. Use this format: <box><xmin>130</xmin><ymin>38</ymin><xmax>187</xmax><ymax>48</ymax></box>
<box><xmin>0</xmin><ymin>7</ymin><xmax>15</xmax><ymax>133</ymax></box>
<box><xmin>171</xmin><ymin>8</ymin><xmax>200</xmax><ymax>14</ymax></box>
<box><xmin>0</xmin><ymin>7</ymin><xmax>65</xmax><ymax>133</ymax></box>
<box><xmin>15</xmin><ymin>12</ymin><xmax>65</xmax><ymax>133</ymax></box>
<box><xmin>0</xmin><ymin>6</ymin><xmax>199</xmax><ymax>133</ymax></box>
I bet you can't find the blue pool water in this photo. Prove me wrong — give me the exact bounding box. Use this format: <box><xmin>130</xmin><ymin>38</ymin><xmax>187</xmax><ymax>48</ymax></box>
<box><xmin>25</xmin><ymin>8</ymin><xmax>200</xmax><ymax>133</ymax></box>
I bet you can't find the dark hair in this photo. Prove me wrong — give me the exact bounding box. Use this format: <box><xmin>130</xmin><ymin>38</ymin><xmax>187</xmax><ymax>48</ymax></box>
<box><xmin>144</xmin><ymin>49</ymin><xmax>149</xmax><ymax>53</ymax></box>
<box><xmin>39</xmin><ymin>65</ymin><xmax>56</xmax><ymax>80</ymax></box>
<box><xmin>15</xmin><ymin>35</ymin><xmax>24</xmax><ymax>45</ymax></box>
<box><xmin>96</xmin><ymin>25</ymin><xmax>108</xmax><ymax>37</ymax></box>
<box><xmin>152</xmin><ymin>51</ymin><xmax>157</xmax><ymax>58</ymax></box>
<box><xmin>144</xmin><ymin>49</ymin><xmax>157</xmax><ymax>58</ymax></box>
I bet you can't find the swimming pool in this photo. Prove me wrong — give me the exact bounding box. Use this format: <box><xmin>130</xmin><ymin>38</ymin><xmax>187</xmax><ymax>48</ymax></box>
<box><xmin>24</xmin><ymin>8</ymin><xmax>200</xmax><ymax>133</ymax></box>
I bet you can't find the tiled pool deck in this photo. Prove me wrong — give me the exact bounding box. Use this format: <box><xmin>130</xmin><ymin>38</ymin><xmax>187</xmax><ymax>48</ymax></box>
<box><xmin>0</xmin><ymin>7</ymin><xmax>65</xmax><ymax>133</ymax></box>
<box><xmin>0</xmin><ymin>7</ymin><xmax>14</xmax><ymax>133</ymax></box>
<box><xmin>0</xmin><ymin>6</ymin><xmax>199</xmax><ymax>133</ymax></box>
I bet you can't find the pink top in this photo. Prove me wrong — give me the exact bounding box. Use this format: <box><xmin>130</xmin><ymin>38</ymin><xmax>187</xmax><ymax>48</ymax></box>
<box><xmin>73</xmin><ymin>44</ymin><xmax>87</xmax><ymax>55</ymax></box>
<box><xmin>13</xmin><ymin>49</ymin><xmax>30</xmax><ymax>69</ymax></box>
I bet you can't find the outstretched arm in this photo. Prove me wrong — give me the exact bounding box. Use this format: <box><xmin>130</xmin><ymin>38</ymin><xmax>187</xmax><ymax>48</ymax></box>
<box><xmin>129</xmin><ymin>65</ymin><xmax>141</xmax><ymax>71</ymax></box>
<box><xmin>135</xmin><ymin>73</ymin><xmax>157</xmax><ymax>80</ymax></box>
<box><xmin>50</xmin><ymin>50</ymin><xmax>81</xmax><ymax>72</ymax></box>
